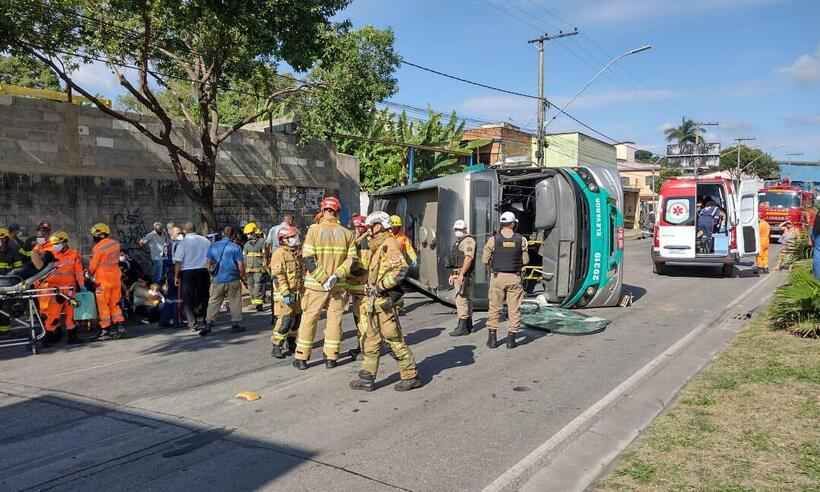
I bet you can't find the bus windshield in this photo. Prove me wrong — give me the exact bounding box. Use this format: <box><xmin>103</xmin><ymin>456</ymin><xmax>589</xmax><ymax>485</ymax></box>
<box><xmin>764</xmin><ymin>191</ymin><xmax>800</xmax><ymax>209</ymax></box>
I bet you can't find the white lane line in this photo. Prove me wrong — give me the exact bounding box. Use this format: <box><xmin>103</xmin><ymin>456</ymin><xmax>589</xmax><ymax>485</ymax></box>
<box><xmin>482</xmin><ymin>272</ymin><xmax>774</xmax><ymax>492</ymax></box>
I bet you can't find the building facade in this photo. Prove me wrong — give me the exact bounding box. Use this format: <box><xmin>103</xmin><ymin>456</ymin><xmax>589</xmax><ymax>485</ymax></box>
<box><xmin>615</xmin><ymin>143</ymin><xmax>659</xmax><ymax>231</ymax></box>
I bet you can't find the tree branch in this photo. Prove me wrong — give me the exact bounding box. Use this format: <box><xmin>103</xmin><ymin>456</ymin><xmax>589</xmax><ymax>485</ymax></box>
<box><xmin>215</xmin><ymin>85</ymin><xmax>309</xmax><ymax>145</ymax></box>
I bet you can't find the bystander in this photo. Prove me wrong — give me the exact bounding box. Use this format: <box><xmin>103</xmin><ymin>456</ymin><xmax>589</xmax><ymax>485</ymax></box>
<box><xmin>140</xmin><ymin>222</ymin><xmax>169</xmax><ymax>284</ymax></box>
<box><xmin>204</xmin><ymin>226</ymin><xmax>246</xmax><ymax>335</ymax></box>
<box><xmin>173</xmin><ymin>223</ymin><xmax>211</xmax><ymax>332</ymax></box>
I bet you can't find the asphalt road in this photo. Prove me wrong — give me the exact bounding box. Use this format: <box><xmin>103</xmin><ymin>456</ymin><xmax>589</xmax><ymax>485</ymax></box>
<box><xmin>0</xmin><ymin>241</ymin><xmax>775</xmax><ymax>492</ymax></box>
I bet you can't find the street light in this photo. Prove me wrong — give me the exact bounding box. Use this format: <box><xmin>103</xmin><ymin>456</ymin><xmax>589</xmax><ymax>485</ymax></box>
<box><xmin>545</xmin><ymin>44</ymin><xmax>653</xmax><ymax>129</ymax></box>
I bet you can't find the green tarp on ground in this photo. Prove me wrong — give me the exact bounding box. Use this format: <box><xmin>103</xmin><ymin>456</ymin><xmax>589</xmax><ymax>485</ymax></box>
<box><xmin>520</xmin><ymin>301</ymin><xmax>609</xmax><ymax>335</ymax></box>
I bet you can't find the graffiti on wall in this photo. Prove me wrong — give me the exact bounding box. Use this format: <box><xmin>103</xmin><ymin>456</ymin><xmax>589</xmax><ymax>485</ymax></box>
<box><xmin>113</xmin><ymin>208</ymin><xmax>149</xmax><ymax>246</ymax></box>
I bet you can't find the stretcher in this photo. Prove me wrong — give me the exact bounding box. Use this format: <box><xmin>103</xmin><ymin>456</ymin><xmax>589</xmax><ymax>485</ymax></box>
<box><xmin>0</xmin><ymin>264</ymin><xmax>74</xmax><ymax>354</ymax></box>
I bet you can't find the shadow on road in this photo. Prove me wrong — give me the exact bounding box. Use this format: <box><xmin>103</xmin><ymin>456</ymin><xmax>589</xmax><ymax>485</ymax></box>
<box><xmin>0</xmin><ymin>393</ymin><xmax>315</xmax><ymax>491</ymax></box>
<box><xmin>404</xmin><ymin>327</ymin><xmax>445</xmax><ymax>346</ymax></box>
<box><xmin>623</xmin><ymin>284</ymin><xmax>648</xmax><ymax>303</ymax></box>
<box><xmin>376</xmin><ymin>344</ymin><xmax>477</xmax><ymax>389</ymax></box>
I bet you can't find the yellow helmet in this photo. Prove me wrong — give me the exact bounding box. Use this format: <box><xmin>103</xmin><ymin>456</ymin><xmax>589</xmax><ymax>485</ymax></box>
<box><xmin>90</xmin><ymin>223</ymin><xmax>111</xmax><ymax>237</ymax></box>
<box><xmin>49</xmin><ymin>231</ymin><xmax>70</xmax><ymax>245</ymax></box>
<box><xmin>389</xmin><ymin>215</ymin><xmax>402</xmax><ymax>227</ymax></box>
<box><xmin>243</xmin><ymin>222</ymin><xmax>259</xmax><ymax>235</ymax></box>
<box><xmin>0</xmin><ymin>228</ymin><xmax>9</xmax><ymax>239</ymax></box>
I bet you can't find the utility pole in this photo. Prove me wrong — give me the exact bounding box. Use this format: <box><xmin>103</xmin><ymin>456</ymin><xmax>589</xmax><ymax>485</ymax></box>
<box><xmin>529</xmin><ymin>28</ymin><xmax>578</xmax><ymax>167</ymax></box>
<box><xmin>734</xmin><ymin>137</ymin><xmax>756</xmax><ymax>178</ymax></box>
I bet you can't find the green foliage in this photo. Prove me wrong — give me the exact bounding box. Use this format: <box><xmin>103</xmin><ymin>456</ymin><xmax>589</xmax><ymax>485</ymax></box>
<box><xmin>336</xmin><ymin>107</ymin><xmax>474</xmax><ymax>191</ymax></box>
<box><xmin>778</xmin><ymin>232</ymin><xmax>813</xmax><ymax>270</ymax></box>
<box><xmin>0</xmin><ymin>55</ymin><xmax>60</xmax><ymax>90</ymax></box>
<box><xmin>664</xmin><ymin>116</ymin><xmax>705</xmax><ymax>144</ymax></box>
<box><xmin>2</xmin><ymin>0</ymin><xmax>398</xmax><ymax>230</ymax></box>
<box><xmin>655</xmin><ymin>166</ymin><xmax>681</xmax><ymax>193</ymax></box>
<box><xmin>720</xmin><ymin>145</ymin><xmax>779</xmax><ymax>179</ymax></box>
<box><xmin>634</xmin><ymin>149</ymin><xmax>655</xmax><ymax>162</ymax></box>
<box><xmin>769</xmin><ymin>258</ymin><xmax>820</xmax><ymax>338</ymax></box>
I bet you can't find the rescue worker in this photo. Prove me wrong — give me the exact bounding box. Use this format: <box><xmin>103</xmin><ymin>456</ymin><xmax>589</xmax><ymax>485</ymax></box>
<box><xmin>45</xmin><ymin>231</ymin><xmax>85</xmax><ymax>345</ymax></box>
<box><xmin>697</xmin><ymin>199</ymin><xmax>721</xmax><ymax>253</ymax></box>
<box><xmin>89</xmin><ymin>223</ymin><xmax>126</xmax><ymax>338</ymax></box>
<box><xmin>344</xmin><ymin>214</ymin><xmax>371</xmax><ymax>354</ymax></box>
<box><xmin>447</xmin><ymin>219</ymin><xmax>476</xmax><ymax>337</ymax></box>
<box><xmin>243</xmin><ymin>222</ymin><xmax>267</xmax><ymax>311</ymax></box>
<box><xmin>349</xmin><ymin>211</ymin><xmax>422</xmax><ymax>392</ymax></box>
<box><xmin>482</xmin><ymin>211</ymin><xmax>529</xmax><ymax>350</ymax></box>
<box><xmin>25</xmin><ymin>221</ymin><xmax>53</xmax><ymax>271</ymax></box>
<box><xmin>0</xmin><ymin>227</ymin><xmax>24</xmax><ymax>333</ymax></box>
<box><xmin>389</xmin><ymin>215</ymin><xmax>418</xmax><ymax>267</ymax></box>
<box><xmin>292</xmin><ymin>196</ymin><xmax>357</xmax><ymax>370</ymax></box>
<box><xmin>756</xmin><ymin>212</ymin><xmax>771</xmax><ymax>274</ymax></box>
<box><xmin>270</xmin><ymin>225</ymin><xmax>303</xmax><ymax>358</ymax></box>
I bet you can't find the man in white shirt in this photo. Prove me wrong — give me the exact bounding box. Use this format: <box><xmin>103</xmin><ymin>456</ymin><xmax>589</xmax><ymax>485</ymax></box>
<box><xmin>266</xmin><ymin>214</ymin><xmax>295</xmax><ymax>258</ymax></box>
<box><xmin>173</xmin><ymin>222</ymin><xmax>212</xmax><ymax>330</ymax></box>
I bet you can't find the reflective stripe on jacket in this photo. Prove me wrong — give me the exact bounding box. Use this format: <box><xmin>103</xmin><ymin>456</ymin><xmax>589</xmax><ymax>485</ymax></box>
<box><xmin>302</xmin><ymin>217</ymin><xmax>356</xmax><ymax>291</ymax></box>
<box><xmin>50</xmin><ymin>249</ymin><xmax>84</xmax><ymax>288</ymax></box>
<box><xmin>368</xmin><ymin>233</ymin><xmax>408</xmax><ymax>292</ymax></box>
<box><xmin>89</xmin><ymin>238</ymin><xmax>121</xmax><ymax>284</ymax></box>
<box><xmin>270</xmin><ymin>246</ymin><xmax>303</xmax><ymax>300</ymax></box>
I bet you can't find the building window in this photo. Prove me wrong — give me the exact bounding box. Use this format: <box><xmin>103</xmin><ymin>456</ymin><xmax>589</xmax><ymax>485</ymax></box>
<box><xmin>645</xmin><ymin>175</ymin><xmax>658</xmax><ymax>190</ymax></box>
<box><xmin>620</xmin><ymin>177</ymin><xmax>631</xmax><ymax>187</ymax></box>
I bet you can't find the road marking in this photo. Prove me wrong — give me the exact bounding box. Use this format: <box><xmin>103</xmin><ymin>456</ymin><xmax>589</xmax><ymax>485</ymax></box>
<box><xmin>482</xmin><ymin>272</ymin><xmax>774</xmax><ymax>492</ymax></box>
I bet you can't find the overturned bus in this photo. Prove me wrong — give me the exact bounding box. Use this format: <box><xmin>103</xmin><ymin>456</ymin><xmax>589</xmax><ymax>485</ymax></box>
<box><xmin>369</xmin><ymin>163</ymin><xmax>625</xmax><ymax>309</ymax></box>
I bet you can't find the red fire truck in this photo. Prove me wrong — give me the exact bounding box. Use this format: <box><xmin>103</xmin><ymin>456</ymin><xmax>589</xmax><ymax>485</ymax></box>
<box><xmin>758</xmin><ymin>179</ymin><xmax>816</xmax><ymax>240</ymax></box>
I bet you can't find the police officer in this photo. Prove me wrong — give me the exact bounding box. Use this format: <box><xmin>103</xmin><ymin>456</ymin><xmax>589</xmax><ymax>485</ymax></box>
<box><xmin>349</xmin><ymin>211</ymin><xmax>422</xmax><ymax>392</ymax></box>
<box><xmin>243</xmin><ymin>223</ymin><xmax>267</xmax><ymax>311</ymax></box>
<box><xmin>270</xmin><ymin>226</ymin><xmax>303</xmax><ymax>358</ymax></box>
<box><xmin>292</xmin><ymin>196</ymin><xmax>357</xmax><ymax>370</ymax></box>
<box><xmin>482</xmin><ymin>211</ymin><xmax>529</xmax><ymax>349</ymax></box>
<box><xmin>447</xmin><ymin>219</ymin><xmax>476</xmax><ymax>337</ymax></box>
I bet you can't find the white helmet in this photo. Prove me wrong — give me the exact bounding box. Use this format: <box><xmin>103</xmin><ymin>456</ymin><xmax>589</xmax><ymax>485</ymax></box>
<box><xmin>365</xmin><ymin>211</ymin><xmax>391</xmax><ymax>229</ymax></box>
<box><xmin>453</xmin><ymin>219</ymin><xmax>467</xmax><ymax>231</ymax></box>
<box><xmin>500</xmin><ymin>211</ymin><xmax>518</xmax><ymax>224</ymax></box>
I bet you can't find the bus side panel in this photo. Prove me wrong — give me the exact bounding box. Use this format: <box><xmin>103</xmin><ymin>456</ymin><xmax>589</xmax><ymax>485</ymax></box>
<box><xmin>467</xmin><ymin>175</ymin><xmax>496</xmax><ymax>310</ymax></box>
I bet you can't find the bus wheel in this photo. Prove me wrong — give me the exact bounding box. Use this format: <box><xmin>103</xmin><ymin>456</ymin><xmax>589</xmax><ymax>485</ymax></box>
<box><xmin>653</xmin><ymin>262</ymin><xmax>666</xmax><ymax>275</ymax></box>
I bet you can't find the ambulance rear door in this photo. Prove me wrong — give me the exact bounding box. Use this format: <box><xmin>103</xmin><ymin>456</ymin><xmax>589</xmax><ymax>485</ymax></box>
<box><xmin>735</xmin><ymin>177</ymin><xmax>761</xmax><ymax>257</ymax></box>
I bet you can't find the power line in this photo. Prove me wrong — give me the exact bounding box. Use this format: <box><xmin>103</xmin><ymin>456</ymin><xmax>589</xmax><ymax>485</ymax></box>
<box><xmin>401</xmin><ymin>59</ymin><xmax>619</xmax><ymax>143</ymax></box>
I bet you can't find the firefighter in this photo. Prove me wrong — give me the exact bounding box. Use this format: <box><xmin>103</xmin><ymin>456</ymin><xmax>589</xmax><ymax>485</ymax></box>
<box><xmin>45</xmin><ymin>231</ymin><xmax>85</xmax><ymax>345</ymax></box>
<box><xmin>0</xmin><ymin>228</ymin><xmax>23</xmax><ymax>333</ymax></box>
<box><xmin>447</xmin><ymin>219</ymin><xmax>476</xmax><ymax>337</ymax></box>
<box><xmin>344</xmin><ymin>214</ymin><xmax>371</xmax><ymax>354</ymax></box>
<box><xmin>292</xmin><ymin>196</ymin><xmax>357</xmax><ymax>370</ymax></box>
<box><xmin>757</xmin><ymin>212</ymin><xmax>771</xmax><ymax>274</ymax></box>
<box><xmin>243</xmin><ymin>222</ymin><xmax>267</xmax><ymax>311</ymax></box>
<box><xmin>349</xmin><ymin>211</ymin><xmax>422</xmax><ymax>392</ymax></box>
<box><xmin>89</xmin><ymin>223</ymin><xmax>126</xmax><ymax>338</ymax></box>
<box><xmin>270</xmin><ymin>225</ymin><xmax>303</xmax><ymax>358</ymax></box>
<box><xmin>389</xmin><ymin>215</ymin><xmax>417</xmax><ymax>267</ymax></box>
<box><xmin>482</xmin><ymin>211</ymin><xmax>529</xmax><ymax>350</ymax></box>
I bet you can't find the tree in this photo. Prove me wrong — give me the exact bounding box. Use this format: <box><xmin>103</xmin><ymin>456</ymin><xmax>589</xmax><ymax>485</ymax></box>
<box><xmin>2</xmin><ymin>0</ymin><xmax>398</xmax><ymax>231</ymax></box>
<box><xmin>719</xmin><ymin>145</ymin><xmax>779</xmax><ymax>180</ymax></box>
<box><xmin>664</xmin><ymin>116</ymin><xmax>705</xmax><ymax>144</ymax></box>
<box><xmin>654</xmin><ymin>165</ymin><xmax>680</xmax><ymax>193</ymax></box>
<box><xmin>634</xmin><ymin>149</ymin><xmax>654</xmax><ymax>162</ymax></box>
<box><xmin>0</xmin><ymin>55</ymin><xmax>60</xmax><ymax>90</ymax></box>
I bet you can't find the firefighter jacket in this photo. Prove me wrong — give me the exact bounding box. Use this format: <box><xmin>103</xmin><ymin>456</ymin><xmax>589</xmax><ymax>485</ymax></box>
<box><xmin>89</xmin><ymin>237</ymin><xmax>121</xmax><ymax>285</ymax></box>
<box><xmin>243</xmin><ymin>237</ymin><xmax>267</xmax><ymax>273</ymax></box>
<box><xmin>50</xmin><ymin>248</ymin><xmax>85</xmax><ymax>290</ymax></box>
<box><xmin>270</xmin><ymin>246</ymin><xmax>303</xmax><ymax>300</ymax></box>
<box><xmin>302</xmin><ymin>217</ymin><xmax>356</xmax><ymax>291</ymax></box>
<box><xmin>0</xmin><ymin>245</ymin><xmax>23</xmax><ymax>275</ymax></box>
<box><xmin>393</xmin><ymin>231</ymin><xmax>418</xmax><ymax>264</ymax></box>
<box><xmin>368</xmin><ymin>232</ymin><xmax>408</xmax><ymax>293</ymax></box>
<box><xmin>344</xmin><ymin>234</ymin><xmax>372</xmax><ymax>295</ymax></box>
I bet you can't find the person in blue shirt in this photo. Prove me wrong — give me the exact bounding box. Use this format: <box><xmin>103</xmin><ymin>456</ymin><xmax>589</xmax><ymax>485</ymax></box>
<box><xmin>203</xmin><ymin>226</ymin><xmax>246</xmax><ymax>336</ymax></box>
<box><xmin>697</xmin><ymin>199</ymin><xmax>721</xmax><ymax>253</ymax></box>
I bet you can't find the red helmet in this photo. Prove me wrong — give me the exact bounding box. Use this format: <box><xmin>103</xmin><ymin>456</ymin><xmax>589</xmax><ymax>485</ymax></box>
<box><xmin>351</xmin><ymin>214</ymin><xmax>366</xmax><ymax>228</ymax></box>
<box><xmin>277</xmin><ymin>225</ymin><xmax>298</xmax><ymax>242</ymax></box>
<box><xmin>320</xmin><ymin>196</ymin><xmax>341</xmax><ymax>212</ymax></box>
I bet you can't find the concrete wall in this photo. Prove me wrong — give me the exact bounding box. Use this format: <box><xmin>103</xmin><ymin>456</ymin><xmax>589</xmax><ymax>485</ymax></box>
<box><xmin>0</xmin><ymin>96</ymin><xmax>359</xmax><ymax>254</ymax></box>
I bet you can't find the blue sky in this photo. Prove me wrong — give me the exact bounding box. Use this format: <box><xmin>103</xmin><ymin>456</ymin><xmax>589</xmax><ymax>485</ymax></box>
<box><xmin>75</xmin><ymin>0</ymin><xmax>820</xmax><ymax>160</ymax></box>
<box><xmin>336</xmin><ymin>0</ymin><xmax>820</xmax><ymax>160</ymax></box>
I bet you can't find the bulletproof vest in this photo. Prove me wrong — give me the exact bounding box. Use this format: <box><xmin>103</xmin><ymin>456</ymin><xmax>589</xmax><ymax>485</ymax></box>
<box><xmin>447</xmin><ymin>236</ymin><xmax>474</xmax><ymax>273</ymax></box>
<box><xmin>491</xmin><ymin>233</ymin><xmax>523</xmax><ymax>273</ymax></box>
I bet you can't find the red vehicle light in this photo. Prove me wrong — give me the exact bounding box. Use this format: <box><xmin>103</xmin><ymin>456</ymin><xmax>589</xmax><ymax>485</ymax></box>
<box><xmin>653</xmin><ymin>224</ymin><xmax>660</xmax><ymax>248</ymax></box>
<box><xmin>730</xmin><ymin>227</ymin><xmax>737</xmax><ymax>251</ymax></box>
<box><xmin>617</xmin><ymin>227</ymin><xmax>624</xmax><ymax>250</ymax></box>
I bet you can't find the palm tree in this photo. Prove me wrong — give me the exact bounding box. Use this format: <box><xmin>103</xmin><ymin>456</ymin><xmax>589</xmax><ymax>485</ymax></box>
<box><xmin>664</xmin><ymin>116</ymin><xmax>704</xmax><ymax>144</ymax></box>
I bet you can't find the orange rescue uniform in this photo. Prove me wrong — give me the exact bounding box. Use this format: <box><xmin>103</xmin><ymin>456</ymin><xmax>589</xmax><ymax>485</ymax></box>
<box><xmin>46</xmin><ymin>248</ymin><xmax>84</xmax><ymax>332</ymax></box>
<box><xmin>757</xmin><ymin>219</ymin><xmax>771</xmax><ymax>270</ymax></box>
<box><xmin>393</xmin><ymin>231</ymin><xmax>417</xmax><ymax>264</ymax></box>
<box><xmin>90</xmin><ymin>237</ymin><xmax>124</xmax><ymax>328</ymax></box>
<box><xmin>33</xmin><ymin>242</ymin><xmax>55</xmax><ymax>316</ymax></box>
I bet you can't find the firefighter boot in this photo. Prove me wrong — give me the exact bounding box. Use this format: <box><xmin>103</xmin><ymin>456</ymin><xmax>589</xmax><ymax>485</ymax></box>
<box><xmin>486</xmin><ymin>330</ymin><xmax>498</xmax><ymax>349</ymax></box>
<box><xmin>394</xmin><ymin>377</ymin><xmax>423</xmax><ymax>392</ymax></box>
<box><xmin>349</xmin><ymin>370</ymin><xmax>375</xmax><ymax>392</ymax></box>
<box><xmin>292</xmin><ymin>359</ymin><xmax>308</xmax><ymax>370</ymax></box>
<box><xmin>286</xmin><ymin>337</ymin><xmax>297</xmax><ymax>356</ymax></box>
<box><xmin>67</xmin><ymin>329</ymin><xmax>81</xmax><ymax>345</ymax></box>
<box><xmin>325</xmin><ymin>358</ymin><xmax>338</xmax><ymax>369</ymax></box>
<box><xmin>271</xmin><ymin>342</ymin><xmax>286</xmax><ymax>359</ymax></box>
<box><xmin>466</xmin><ymin>317</ymin><xmax>474</xmax><ymax>333</ymax></box>
<box><xmin>449</xmin><ymin>318</ymin><xmax>470</xmax><ymax>337</ymax></box>
<box><xmin>507</xmin><ymin>332</ymin><xmax>518</xmax><ymax>349</ymax></box>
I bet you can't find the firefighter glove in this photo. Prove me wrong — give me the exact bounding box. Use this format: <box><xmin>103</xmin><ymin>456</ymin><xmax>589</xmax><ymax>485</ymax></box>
<box><xmin>322</xmin><ymin>274</ymin><xmax>338</xmax><ymax>290</ymax></box>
